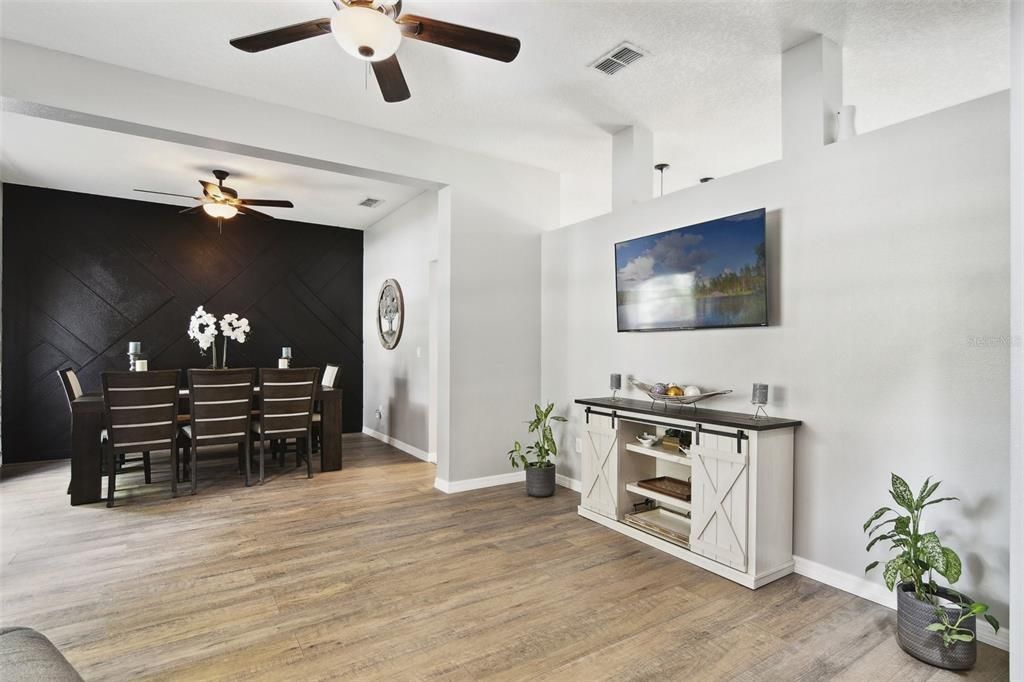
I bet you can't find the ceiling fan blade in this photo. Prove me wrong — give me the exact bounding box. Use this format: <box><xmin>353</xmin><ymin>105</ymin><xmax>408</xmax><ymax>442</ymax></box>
<box><xmin>238</xmin><ymin>199</ymin><xmax>295</xmax><ymax>208</ymax></box>
<box><xmin>134</xmin><ymin>189</ymin><xmax>201</xmax><ymax>200</ymax></box>
<box><xmin>371</xmin><ymin>55</ymin><xmax>411</xmax><ymax>103</ymax></box>
<box><xmin>179</xmin><ymin>205</ymin><xmax>204</xmax><ymax>214</ymax></box>
<box><xmin>200</xmin><ymin>180</ymin><xmax>225</xmax><ymax>201</ymax></box>
<box><xmin>229</xmin><ymin>18</ymin><xmax>332</xmax><ymax>53</ymax></box>
<box><xmin>398</xmin><ymin>14</ymin><xmax>520</xmax><ymax>63</ymax></box>
<box><xmin>238</xmin><ymin>206</ymin><xmax>275</xmax><ymax>221</ymax></box>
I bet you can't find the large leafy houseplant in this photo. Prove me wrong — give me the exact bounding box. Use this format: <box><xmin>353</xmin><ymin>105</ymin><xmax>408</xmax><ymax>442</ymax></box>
<box><xmin>863</xmin><ymin>474</ymin><xmax>999</xmax><ymax>651</ymax></box>
<box><xmin>507</xmin><ymin>402</ymin><xmax>566</xmax><ymax>470</ymax></box>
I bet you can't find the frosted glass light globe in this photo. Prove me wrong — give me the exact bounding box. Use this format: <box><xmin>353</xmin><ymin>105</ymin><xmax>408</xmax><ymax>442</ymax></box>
<box><xmin>331</xmin><ymin>7</ymin><xmax>401</xmax><ymax>62</ymax></box>
<box><xmin>203</xmin><ymin>203</ymin><xmax>238</xmax><ymax>219</ymax></box>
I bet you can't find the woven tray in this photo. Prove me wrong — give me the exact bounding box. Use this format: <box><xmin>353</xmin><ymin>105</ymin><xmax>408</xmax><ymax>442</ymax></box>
<box><xmin>636</xmin><ymin>476</ymin><xmax>691</xmax><ymax>502</ymax></box>
<box><xmin>624</xmin><ymin>507</ymin><xmax>690</xmax><ymax>548</ymax></box>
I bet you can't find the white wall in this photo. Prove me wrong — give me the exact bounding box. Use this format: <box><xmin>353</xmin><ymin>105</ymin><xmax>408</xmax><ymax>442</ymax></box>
<box><xmin>0</xmin><ymin>39</ymin><xmax>559</xmax><ymax>486</ymax></box>
<box><xmin>1009</xmin><ymin>0</ymin><xmax>1023</xmax><ymax>671</ymax></box>
<box><xmin>542</xmin><ymin>92</ymin><xmax>1011</xmax><ymax>624</ymax></box>
<box><xmin>363</xmin><ymin>191</ymin><xmax>438</xmax><ymax>456</ymax></box>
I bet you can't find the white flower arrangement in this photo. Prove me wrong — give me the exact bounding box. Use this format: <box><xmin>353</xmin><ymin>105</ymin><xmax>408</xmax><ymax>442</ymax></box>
<box><xmin>187</xmin><ymin>306</ymin><xmax>218</xmax><ymax>353</ymax></box>
<box><xmin>219</xmin><ymin>313</ymin><xmax>251</xmax><ymax>344</ymax></box>
<box><xmin>187</xmin><ymin>307</ymin><xmax>252</xmax><ymax>368</ymax></box>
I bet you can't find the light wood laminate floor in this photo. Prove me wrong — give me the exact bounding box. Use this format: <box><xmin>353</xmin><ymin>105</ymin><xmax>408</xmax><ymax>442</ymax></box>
<box><xmin>0</xmin><ymin>435</ymin><xmax>1009</xmax><ymax>680</ymax></box>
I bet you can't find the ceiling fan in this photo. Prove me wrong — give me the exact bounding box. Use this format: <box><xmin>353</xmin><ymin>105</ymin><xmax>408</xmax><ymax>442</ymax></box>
<box><xmin>228</xmin><ymin>0</ymin><xmax>521</xmax><ymax>103</ymax></box>
<box><xmin>134</xmin><ymin>170</ymin><xmax>295</xmax><ymax>232</ymax></box>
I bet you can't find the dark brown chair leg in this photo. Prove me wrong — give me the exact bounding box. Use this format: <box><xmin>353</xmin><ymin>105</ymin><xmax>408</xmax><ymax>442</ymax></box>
<box><xmin>106</xmin><ymin>445</ymin><xmax>117</xmax><ymax>508</ymax></box>
<box><xmin>171</xmin><ymin>439</ymin><xmax>180</xmax><ymax>498</ymax></box>
<box><xmin>259</xmin><ymin>429</ymin><xmax>265</xmax><ymax>484</ymax></box>
<box><xmin>190</xmin><ymin>439</ymin><xmax>198</xmax><ymax>496</ymax></box>
<box><xmin>244</xmin><ymin>438</ymin><xmax>252</xmax><ymax>487</ymax></box>
<box><xmin>306</xmin><ymin>433</ymin><xmax>313</xmax><ymax>479</ymax></box>
<box><xmin>143</xmin><ymin>452</ymin><xmax>152</xmax><ymax>484</ymax></box>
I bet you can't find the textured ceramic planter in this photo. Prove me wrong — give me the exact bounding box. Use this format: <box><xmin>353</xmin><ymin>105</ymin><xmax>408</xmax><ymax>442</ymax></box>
<box><xmin>526</xmin><ymin>463</ymin><xmax>555</xmax><ymax>497</ymax></box>
<box><xmin>896</xmin><ymin>583</ymin><xmax>977</xmax><ymax>670</ymax></box>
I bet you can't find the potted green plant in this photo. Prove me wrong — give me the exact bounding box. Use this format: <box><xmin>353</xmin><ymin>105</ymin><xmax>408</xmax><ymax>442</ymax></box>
<box><xmin>863</xmin><ymin>474</ymin><xmax>999</xmax><ymax>670</ymax></box>
<box><xmin>507</xmin><ymin>403</ymin><xmax>566</xmax><ymax>497</ymax></box>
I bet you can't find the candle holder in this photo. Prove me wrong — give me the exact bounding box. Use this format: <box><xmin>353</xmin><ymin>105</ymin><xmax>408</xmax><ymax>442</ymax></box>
<box><xmin>127</xmin><ymin>341</ymin><xmax>143</xmax><ymax>371</ymax></box>
<box><xmin>752</xmin><ymin>383</ymin><xmax>769</xmax><ymax>419</ymax></box>
<box><xmin>610</xmin><ymin>373</ymin><xmax>622</xmax><ymax>401</ymax></box>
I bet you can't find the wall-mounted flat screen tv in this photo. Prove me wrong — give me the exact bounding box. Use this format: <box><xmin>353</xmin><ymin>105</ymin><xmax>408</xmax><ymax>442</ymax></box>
<box><xmin>615</xmin><ymin>208</ymin><xmax>768</xmax><ymax>331</ymax></box>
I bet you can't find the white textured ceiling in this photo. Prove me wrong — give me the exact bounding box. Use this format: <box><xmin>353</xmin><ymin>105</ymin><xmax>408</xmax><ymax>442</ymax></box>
<box><xmin>1</xmin><ymin>113</ymin><xmax>424</xmax><ymax>229</ymax></box>
<box><xmin>0</xmin><ymin>0</ymin><xmax>1010</xmax><ymax>226</ymax></box>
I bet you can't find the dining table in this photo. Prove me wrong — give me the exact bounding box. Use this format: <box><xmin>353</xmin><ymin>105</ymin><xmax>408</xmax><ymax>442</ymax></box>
<box><xmin>68</xmin><ymin>384</ymin><xmax>343</xmax><ymax>505</ymax></box>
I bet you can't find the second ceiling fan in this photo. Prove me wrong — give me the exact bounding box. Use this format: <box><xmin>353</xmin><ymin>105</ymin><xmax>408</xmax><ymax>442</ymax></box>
<box><xmin>229</xmin><ymin>0</ymin><xmax>521</xmax><ymax>103</ymax></box>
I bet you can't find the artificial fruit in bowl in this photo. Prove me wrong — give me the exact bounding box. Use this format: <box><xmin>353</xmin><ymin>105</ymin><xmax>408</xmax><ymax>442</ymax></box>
<box><xmin>636</xmin><ymin>432</ymin><xmax>657</xmax><ymax>446</ymax></box>
<box><xmin>665</xmin><ymin>384</ymin><xmax>684</xmax><ymax>397</ymax></box>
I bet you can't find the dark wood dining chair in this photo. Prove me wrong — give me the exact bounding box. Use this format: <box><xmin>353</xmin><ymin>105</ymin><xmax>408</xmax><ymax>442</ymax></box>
<box><xmin>180</xmin><ymin>369</ymin><xmax>256</xmax><ymax>492</ymax></box>
<box><xmin>312</xmin><ymin>362</ymin><xmax>340</xmax><ymax>453</ymax></box>
<box><xmin>253</xmin><ymin>367</ymin><xmax>318</xmax><ymax>483</ymax></box>
<box><xmin>101</xmin><ymin>370</ymin><xmax>180</xmax><ymax>507</ymax></box>
<box><xmin>59</xmin><ymin>367</ymin><xmax>152</xmax><ymax>488</ymax></box>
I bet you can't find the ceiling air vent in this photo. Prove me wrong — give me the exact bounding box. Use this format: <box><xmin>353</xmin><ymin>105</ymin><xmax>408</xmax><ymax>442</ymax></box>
<box><xmin>358</xmin><ymin>197</ymin><xmax>384</xmax><ymax>208</ymax></box>
<box><xmin>591</xmin><ymin>42</ymin><xmax>645</xmax><ymax>75</ymax></box>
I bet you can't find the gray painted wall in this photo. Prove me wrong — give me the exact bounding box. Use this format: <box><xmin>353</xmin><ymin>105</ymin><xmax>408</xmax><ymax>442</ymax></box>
<box><xmin>363</xmin><ymin>191</ymin><xmax>438</xmax><ymax>454</ymax></box>
<box><xmin>542</xmin><ymin>92</ymin><xmax>1011</xmax><ymax>623</ymax></box>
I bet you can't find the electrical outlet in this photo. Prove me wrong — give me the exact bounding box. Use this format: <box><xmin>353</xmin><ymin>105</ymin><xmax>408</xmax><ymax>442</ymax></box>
<box><xmin>575</xmin><ymin>437</ymin><xmax>583</xmax><ymax>454</ymax></box>
<box><xmin>375</xmin><ymin>407</ymin><xmax>383</xmax><ymax>420</ymax></box>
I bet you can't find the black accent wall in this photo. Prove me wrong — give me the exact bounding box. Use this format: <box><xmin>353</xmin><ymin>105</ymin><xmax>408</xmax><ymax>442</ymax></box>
<box><xmin>2</xmin><ymin>184</ymin><xmax>363</xmax><ymax>462</ymax></box>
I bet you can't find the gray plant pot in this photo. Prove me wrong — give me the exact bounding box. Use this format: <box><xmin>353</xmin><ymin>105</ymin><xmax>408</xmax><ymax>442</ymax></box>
<box><xmin>896</xmin><ymin>582</ymin><xmax>976</xmax><ymax>670</ymax></box>
<box><xmin>525</xmin><ymin>463</ymin><xmax>556</xmax><ymax>497</ymax></box>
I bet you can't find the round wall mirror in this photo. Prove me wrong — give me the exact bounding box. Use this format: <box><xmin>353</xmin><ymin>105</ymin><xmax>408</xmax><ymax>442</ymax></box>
<box><xmin>377</xmin><ymin>279</ymin><xmax>404</xmax><ymax>350</ymax></box>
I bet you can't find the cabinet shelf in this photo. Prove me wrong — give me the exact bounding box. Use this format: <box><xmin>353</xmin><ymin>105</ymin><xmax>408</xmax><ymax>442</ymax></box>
<box><xmin>625</xmin><ymin>482</ymin><xmax>692</xmax><ymax>512</ymax></box>
<box><xmin>625</xmin><ymin>442</ymin><xmax>692</xmax><ymax>466</ymax></box>
<box><xmin>623</xmin><ymin>507</ymin><xmax>691</xmax><ymax>549</ymax></box>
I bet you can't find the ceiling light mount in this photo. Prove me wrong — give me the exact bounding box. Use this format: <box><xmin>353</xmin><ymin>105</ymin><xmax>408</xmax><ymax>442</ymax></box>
<box><xmin>655</xmin><ymin>163</ymin><xmax>670</xmax><ymax>197</ymax></box>
<box><xmin>331</xmin><ymin>5</ymin><xmax>403</xmax><ymax>62</ymax></box>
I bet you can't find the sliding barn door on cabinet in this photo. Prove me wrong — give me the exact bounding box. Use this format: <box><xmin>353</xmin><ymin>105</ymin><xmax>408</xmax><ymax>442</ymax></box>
<box><xmin>690</xmin><ymin>432</ymin><xmax>749</xmax><ymax>571</ymax></box>
<box><xmin>581</xmin><ymin>418</ymin><xmax>618</xmax><ymax>519</ymax></box>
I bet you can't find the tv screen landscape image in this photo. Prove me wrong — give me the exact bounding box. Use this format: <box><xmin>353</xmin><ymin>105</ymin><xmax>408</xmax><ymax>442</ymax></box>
<box><xmin>615</xmin><ymin>208</ymin><xmax>768</xmax><ymax>331</ymax></box>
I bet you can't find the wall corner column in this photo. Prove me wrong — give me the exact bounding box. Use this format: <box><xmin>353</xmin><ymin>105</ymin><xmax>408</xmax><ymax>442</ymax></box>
<box><xmin>612</xmin><ymin>125</ymin><xmax>654</xmax><ymax>210</ymax></box>
<box><xmin>781</xmin><ymin>35</ymin><xmax>843</xmax><ymax>157</ymax></box>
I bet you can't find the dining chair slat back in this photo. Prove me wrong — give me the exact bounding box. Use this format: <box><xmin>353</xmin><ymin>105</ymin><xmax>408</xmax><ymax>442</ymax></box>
<box><xmin>101</xmin><ymin>370</ymin><xmax>180</xmax><ymax>507</ymax></box>
<box><xmin>102</xmin><ymin>371</ymin><xmax>180</xmax><ymax>455</ymax></box>
<box><xmin>187</xmin><ymin>369</ymin><xmax>256</xmax><ymax>445</ymax></box>
<box><xmin>256</xmin><ymin>367</ymin><xmax>318</xmax><ymax>482</ymax></box>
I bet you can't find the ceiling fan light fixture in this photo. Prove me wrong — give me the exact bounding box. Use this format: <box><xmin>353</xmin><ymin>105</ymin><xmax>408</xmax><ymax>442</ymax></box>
<box><xmin>203</xmin><ymin>202</ymin><xmax>239</xmax><ymax>219</ymax></box>
<box><xmin>331</xmin><ymin>6</ymin><xmax>401</xmax><ymax>62</ymax></box>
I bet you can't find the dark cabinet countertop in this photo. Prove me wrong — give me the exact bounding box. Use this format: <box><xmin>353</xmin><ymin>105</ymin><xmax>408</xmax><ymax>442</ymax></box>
<box><xmin>574</xmin><ymin>397</ymin><xmax>801</xmax><ymax>431</ymax></box>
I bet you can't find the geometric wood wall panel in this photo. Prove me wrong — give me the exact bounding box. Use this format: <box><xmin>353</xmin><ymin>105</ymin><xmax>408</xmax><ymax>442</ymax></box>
<box><xmin>2</xmin><ymin>183</ymin><xmax>363</xmax><ymax>462</ymax></box>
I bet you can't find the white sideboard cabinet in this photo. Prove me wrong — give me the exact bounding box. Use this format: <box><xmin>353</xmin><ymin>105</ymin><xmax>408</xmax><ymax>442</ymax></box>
<box><xmin>576</xmin><ymin>397</ymin><xmax>801</xmax><ymax>589</ymax></box>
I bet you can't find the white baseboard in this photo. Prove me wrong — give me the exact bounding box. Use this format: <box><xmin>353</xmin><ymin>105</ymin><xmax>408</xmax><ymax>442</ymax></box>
<box><xmin>556</xmin><ymin>474</ymin><xmax>581</xmax><ymax>492</ymax></box>
<box><xmin>434</xmin><ymin>471</ymin><xmax>524</xmax><ymax>493</ymax></box>
<box><xmin>362</xmin><ymin>427</ymin><xmax>431</xmax><ymax>463</ymax></box>
<box><xmin>793</xmin><ymin>555</ymin><xmax>1009</xmax><ymax>651</ymax></box>
<box><xmin>433</xmin><ymin>472</ymin><xmax>582</xmax><ymax>495</ymax></box>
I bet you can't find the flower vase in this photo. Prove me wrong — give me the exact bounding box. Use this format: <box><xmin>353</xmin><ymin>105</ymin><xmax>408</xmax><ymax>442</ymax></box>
<box><xmin>221</xmin><ymin>337</ymin><xmax>229</xmax><ymax>369</ymax></box>
<box><xmin>208</xmin><ymin>338</ymin><xmax>222</xmax><ymax>369</ymax></box>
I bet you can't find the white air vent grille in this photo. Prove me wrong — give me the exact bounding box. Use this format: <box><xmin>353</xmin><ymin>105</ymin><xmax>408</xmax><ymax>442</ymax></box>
<box><xmin>591</xmin><ymin>42</ymin><xmax>645</xmax><ymax>75</ymax></box>
<box><xmin>358</xmin><ymin>197</ymin><xmax>384</xmax><ymax>208</ymax></box>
